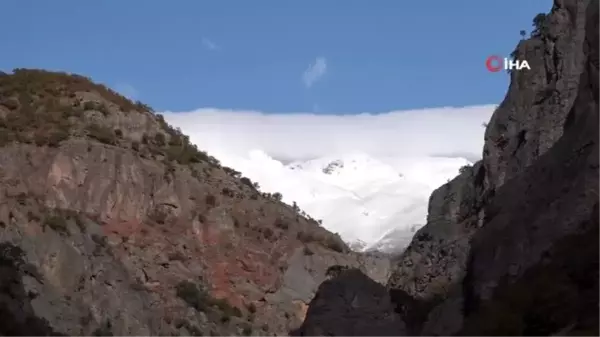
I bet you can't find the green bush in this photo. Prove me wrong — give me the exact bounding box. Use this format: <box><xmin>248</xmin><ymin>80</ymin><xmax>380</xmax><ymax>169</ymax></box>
<box><xmin>176</xmin><ymin>280</ymin><xmax>242</xmax><ymax>318</ymax></box>
<box><xmin>86</xmin><ymin>124</ymin><xmax>116</xmax><ymax>145</ymax></box>
<box><xmin>44</xmin><ymin>214</ymin><xmax>69</xmax><ymax>235</ymax></box>
<box><xmin>176</xmin><ymin>280</ymin><xmax>208</xmax><ymax>311</ymax></box>
<box><xmin>323</xmin><ymin>235</ymin><xmax>346</xmax><ymax>253</ymax></box>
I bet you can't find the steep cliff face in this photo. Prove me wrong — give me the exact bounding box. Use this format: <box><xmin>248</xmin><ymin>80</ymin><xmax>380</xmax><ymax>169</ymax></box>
<box><xmin>459</xmin><ymin>2</ymin><xmax>599</xmax><ymax>333</ymax></box>
<box><xmin>0</xmin><ymin>69</ymin><xmax>389</xmax><ymax>336</ymax></box>
<box><xmin>395</xmin><ymin>0</ymin><xmax>599</xmax><ymax>334</ymax></box>
<box><xmin>483</xmin><ymin>0</ymin><xmax>591</xmax><ymax>191</ymax></box>
<box><xmin>297</xmin><ymin>0</ymin><xmax>599</xmax><ymax>335</ymax></box>
<box><xmin>388</xmin><ymin>0</ymin><xmax>594</xmax><ymax>301</ymax></box>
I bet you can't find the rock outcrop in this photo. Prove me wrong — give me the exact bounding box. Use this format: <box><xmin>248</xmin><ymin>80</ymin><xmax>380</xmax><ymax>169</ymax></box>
<box><xmin>296</xmin><ymin>0</ymin><xmax>599</xmax><ymax>335</ymax></box>
<box><xmin>0</xmin><ymin>69</ymin><xmax>389</xmax><ymax>335</ymax></box>
<box><xmin>290</xmin><ymin>268</ymin><xmax>406</xmax><ymax>336</ymax></box>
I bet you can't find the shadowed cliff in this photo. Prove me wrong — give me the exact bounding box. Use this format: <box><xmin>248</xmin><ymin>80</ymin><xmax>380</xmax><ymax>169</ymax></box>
<box><xmin>294</xmin><ymin>1</ymin><xmax>599</xmax><ymax>335</ymax></box>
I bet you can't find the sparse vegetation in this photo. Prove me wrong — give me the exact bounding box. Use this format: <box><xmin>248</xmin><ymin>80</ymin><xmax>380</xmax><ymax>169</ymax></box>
<box><xmin>323</xmin><ymin>235</ymin><xmax>346</xmax><ymax>253</ymax></box>
<box><xmin>205</xmin><ymin>194</ymin><xmax>217</xmax><ymax>207</ymax></box>
<box><xmin>326</xmin><ymin>265</ymin><xmax>349</xmax><ymax>278</ymax></box>
<box><xmin>149</xmin><ymin>206</ymin><xmax>169</xmax><ymax>225</ymax></box>
<box><xmin>93</xmin><ymin>320</ymin><xmax>113</xmax><ymax>336</ymax></box>
<box><xmin>83</xmin><ymin>101</ymin><xmax>109</xmax><ymax>116</ymax></box>
<box><xmin>274</xmin><ymin>218</ymin><xmax>289</xmax><ymax>230</ymax></box>
<box><xmin>43</xmin><ymin>213</ymin><xmax>69</xmax><ymax>236</ymax></box>
<box><xmin>531</xmin><ymin>13</ymin><xmax>548</xmax><ymax>37</ymax></box>
<box><xmin>415</xmin><ymin>232</ymin><xmax>433</xmax><ymax>242</ymax></box>
<box><xmin>176</xmin><ymin>280</ymin><xmax>242</xmax><ymax>318</ymax></box>
<box><xmin>176</xmin><ymin>280</ymin><xmax>209</xmax><ymax>311</ymax></box>
<box><xmin>459</xmin><ymin>164</ymin><xmax>472</xmax><ymax>174</ymax></box>
<box><xmin>222</xmin><ymin>187</ymin><xmax>235</xmax><ymax>197</ymax></box>
<box><xmin>168</xmin><ymin>251</ymin><xmax>187</xmax><ymax>262</ymax></box>
<box><xmin>0</xmin><ymin>71</ymin><xmax>79</xmax><ymax>148</ymax></box>
<box><xmin>262</xmin><ymin>227</ymin><xmax>274</xmax><ymax>240</ymax></box>
<box><xmin>303</xmin><ymin>246</ymin><xmax>314</xmax><ymax>256</ymax></box>
<box><xmin>86</xmin><ymin>124</ymin><xmax>116</xmax><ymax>145</ymax></box>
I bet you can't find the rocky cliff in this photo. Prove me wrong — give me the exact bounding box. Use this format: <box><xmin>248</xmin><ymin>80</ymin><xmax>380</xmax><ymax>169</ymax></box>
<box><xmin>0</xmin><ymin>69</ymin><xmax>390</xmax><ymax>336</ymax></box>
<box><xmin>296</xmin><ymin>0</ymin><xmax>599</xmax><ymax>335</ymax></box>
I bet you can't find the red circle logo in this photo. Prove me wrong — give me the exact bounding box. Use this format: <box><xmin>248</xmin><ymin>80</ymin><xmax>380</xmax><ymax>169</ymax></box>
<box><xmin>485</xmin><ymin>55</ymin><xmax>503</xmax><ymax>72</ymax></box>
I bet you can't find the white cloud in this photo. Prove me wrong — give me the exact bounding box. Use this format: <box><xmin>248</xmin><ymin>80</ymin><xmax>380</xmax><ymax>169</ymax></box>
<box><xmin>161</xmin><ymin>104</ymin><xmax>496</xmax><ymax>162</ymax></box>
<box><xmin>302</xmin><ymin>57</ymin><xmax>327</xmax><ymax>88</ymax></box>
<box><xmin>113</xmin><ymin>83</ymin><xmax>138</xmax><ymax>100</ymax></box>
<box><xmin>162</xmin><ymin>105</ymin><xmax>497</xmax><ymax>247</ymax></box>
<box><xmin>201</xmin><ymin>37</ymin><xmax>219</xmax><ymax>51</ymax></box>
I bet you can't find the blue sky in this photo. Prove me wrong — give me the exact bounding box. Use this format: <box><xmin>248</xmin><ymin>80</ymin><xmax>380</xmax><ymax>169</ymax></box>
<box><xmin>2</xmin><ymin>0</ymin><xmax>551</xmax><ymax>114</ymax></box>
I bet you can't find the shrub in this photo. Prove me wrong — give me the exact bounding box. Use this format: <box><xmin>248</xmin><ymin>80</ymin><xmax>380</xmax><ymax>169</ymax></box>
<box><xmin>83</xmin><ymin>101</ymin><xmax>96</xmax><ymax>111</ymax></box>
<box><xmin>205</xmin><ymin>194</ymin><xmax>217</xmax><ymax>207</ymax></box>
<box><xmin>93</xmin><ymin>320</ymin><xmax>113</xmax><ymax>336</ymax></box>
<box><xmin>213</xmin><ymin>297</ymin><xmax>242</xmax><ymax>318</ymax></box>
<box><xmin>263</xmin><ymin>227</ymin><xmax>274</xmax><ymax>240</ymax></box>
<box><xmin>165</xmin><ymin>144</ymin><xmax>204</xmax><ymax>165</ymax></box>
<box><xmin>34</xmin><ymin>128</ymin><xmax>69</xmax><ymax>147</ymax></box>
<box><xmin>222</xmin><ymin>187</ymin><xmax>235</xmax><ymax>197</ymax></box>
<box><xmin>324</xmin><ymin>235</ymin><xmax>346</xmax><ymax>253</ymax></box>
<box><xmin>86</xmin><ymin>124</ymin><xmax>116</xmax><ymax>145</ymax></box>
<box><xmin>176</xmin><ymin>280</ymin><xmax>208</xmax><ymax>311</ymax></box>
<box><xmin>149</xmin><ymin>206</ymin><xmax>169</xmax><ymax>225</ymax></box>
<box><xmin>296</xmin><ymin>231</ymin><xmax>314</xmax><ymax>243</ymax></box>
<box><xmin>272</xmin><ymin>192</ymin><xmax>283</xmax><ymax>201</ymax></box>
<box><xmin>0</xmin><ymin>98</ymin><xmax>19</xmax><ymax>110</ymax></box>
<box><xmin>154</xmin><ymin>132</ymin><xmax>166</xmax><ymax>146</ymax></box>
<box><xmin>44</xmin><ymin>214</ymin><xmax>69</xmax><ymax>235</ymax></box>
<box><xmin>531</xmin><ymin>13</ymin><xmax>548</xmax><ymax>37</ymax></box>
<box><xmin>240</xmin><ymin>177</ymin><xmax>253</xmax><ymax>188</ymax></box>
<box><xmin>326</xmin><ymin>265</ymin><xmax>349</xmax><ymax>278</ymax></box>
<box><xmin>459</xmin><ymin>164</ymin><xmax>471</xmax><ymax>174</ymax></box>
<box><xmin>303</xmin><ymin>246</ymin><xmax>314</xmax><ymax>256</ymax></box>
<box><xmin>274</xmin><ymin>218</ymin><xmax>289</xmax><ymax>230</ymax></box>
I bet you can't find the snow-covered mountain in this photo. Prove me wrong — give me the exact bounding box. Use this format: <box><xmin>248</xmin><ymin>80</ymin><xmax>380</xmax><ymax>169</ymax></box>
<box><xmin>365</xmin><ymin>225</ymin><xmax>421</xmax><ymax>254</ymax></box>
<box><xmin>208</xmin><ymin>149</ymin><xmax>471</xmax><ymax>252</ymax></box>
<box><xmin>162</xmin><ymin>104</ymin><xmax>494</xmax><ymax>253</ymax></box>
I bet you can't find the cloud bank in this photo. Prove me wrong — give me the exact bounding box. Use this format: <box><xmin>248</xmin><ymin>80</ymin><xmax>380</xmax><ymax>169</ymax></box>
<box><xmin>162</xmin><ymin>105</ymin><xmax>496</xmax><ymax>247</ymax></box>
<box><xmin>302</xmin><ymin>57</ymin><xmax>327</xmax><ymax>88</ymax></box>
<box><xmin>162</xmin><ymin>105</ymin><xmax>496</xmax><ymax>163</ymax></box>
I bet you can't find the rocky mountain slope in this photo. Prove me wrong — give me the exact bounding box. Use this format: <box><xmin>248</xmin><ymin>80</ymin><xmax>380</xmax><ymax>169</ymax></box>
<box><xmin>295</xmin><ymin>0</ymin><xmax>599</xmax><ymax>335</ymax></box>
<box><xmin>0</xmin><ymin>69</ymin><xmax>390</xmax><ymax>335</ymax></box>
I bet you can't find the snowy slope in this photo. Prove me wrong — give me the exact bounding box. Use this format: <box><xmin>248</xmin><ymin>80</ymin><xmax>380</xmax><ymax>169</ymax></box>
<box><xmin>162</xmin><ymin>104</ymin><xmax>494</xmax><ymax>253</ymax></box>
<box><xmin>208</xmin><ymin>149</ymin><xmax>471</xmax><ymax>252</ymax></box>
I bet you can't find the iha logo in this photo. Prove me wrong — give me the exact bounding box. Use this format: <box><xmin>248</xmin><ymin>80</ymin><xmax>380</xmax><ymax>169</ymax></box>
<box><xmin>485</xmin><ymin>55</ymin><xmax>531</xmax><ymax>72</ymax></box>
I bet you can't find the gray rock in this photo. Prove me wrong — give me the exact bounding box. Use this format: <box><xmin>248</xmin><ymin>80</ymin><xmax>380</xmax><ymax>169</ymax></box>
<box><xmin>384</xmin><ymin>0</ymin><xmax>598</xmax><ymax>334</ymax></box>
